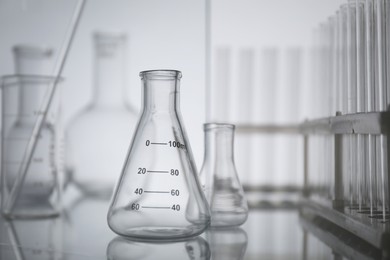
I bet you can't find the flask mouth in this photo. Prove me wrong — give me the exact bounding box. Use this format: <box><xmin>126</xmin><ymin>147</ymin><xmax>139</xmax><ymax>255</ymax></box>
<box><xmin>204</xmin><ymin>123</ymin><xmax>235</xmax><ymax>130</ymax></box>
<box><xmin>1</xmin><ymin>75</ymin><xmax>64</xmax><ymax>89</ymax></box>
<box><xmin>139</xmin><ymin>70</ymin><xmax>182</xmax><ymax>80</ymax></box>
<box><xmin>12</xmin><ymin>44</ymin><xmax>53</xmax><ymax>59</ymax></box>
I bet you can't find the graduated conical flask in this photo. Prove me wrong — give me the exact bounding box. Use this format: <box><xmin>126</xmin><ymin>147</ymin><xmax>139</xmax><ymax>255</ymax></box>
<box><xmin>107</xmin><ymin>70</ymin><xmax>210</xmax><ymax>239</ymax></box>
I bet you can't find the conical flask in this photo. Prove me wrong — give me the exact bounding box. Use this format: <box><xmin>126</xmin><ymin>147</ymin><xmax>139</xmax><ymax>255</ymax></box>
<box><xmin>65</xmin><ymin>32</ymin><xmax>137</xmax><ymax>199</ymax></box>
<box><xmin>107</xmin><ymin>70</ymin><xmax>210</xmax><ymax>239</ymax></box>
<box><xmin>199</xmin><ymin>123</ymin><xmax>248</xmax><ymax>227</ymax></box>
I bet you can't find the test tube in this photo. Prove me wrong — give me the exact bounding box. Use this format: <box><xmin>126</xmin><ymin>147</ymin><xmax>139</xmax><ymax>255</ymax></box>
<box><xmin>348</xmin><ymin>1</ymin><xmax>359</xmax><ymax>209</ymax></box>
<box><xmin>387</xmin><ymin>0</ymin><xmax>390</xmax><ymax>109</ymax></box>
<box><xmin>312</xmin><ymin>26</ymin><xmax>324</xmax><ymax>119</ymax></box>
<box><xmin>281</xmin><ymin>48</ymin><xmax>302</xmax><ymax>188</ymax></box>
<box><xmin>340</xmin><ymin>5</ymin><xmax>351</xmax><ymax>207</ymax></box>
<box><xmin>385</xmin><ymin>0</ymin><xmax>390</xmax><ymax>217</ymax></box>
<box><xmin>329</xmin><ymin>14</ymin><xmax>339</xmax><ymax>201</ymax></box>
<box><xmin>235</xmin><ymin>48</ymin><xmax>255</xmax><ymax>186</ymax></box>
<box><xmin>257</xmin><ymin>48</ymin><xmax>278</xmax><ymax>187</ymax></box>
<box><xmin>322</xmin><ymin>19</ymin><xmax>333</xmax><ymax>199</ymax></box>
<box><xmin>313</xmin><ymin>25</ymin><xmax>325</xmax><ymax>198</ymax></box>
<box><xmin>331</xmin><ymin>14</ymin><xmax>340</xmax><ymax>116</ymax></box>
<box><xmin>365</xmin><ymin>0</ymin><xmax>377</xmax><ymax>216</ymax></box>
<box><xmin>356</xmin><ymin>0</ymin><xmax>367</xmax><ymax>211</ymax></box>
<box><xmin>374</xmin><ymin>0</ymin><xmax>388</xmax><ymax>221</ymax></box>
<box><xmin>330</xmin><ymin>13</ymin><xmax>340</xmax><ymax>202</ymax></box>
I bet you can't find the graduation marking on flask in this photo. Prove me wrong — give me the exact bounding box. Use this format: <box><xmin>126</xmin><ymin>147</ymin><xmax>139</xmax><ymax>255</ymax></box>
<box><xmin>137</xmin><ymin>168</ymin><xmax>180</xmax><ymax>176</ymax></box>
<box><xmin>145</xmin><ymin>139</ymin><xmax>186</xmax><ymax>150</ymax></box>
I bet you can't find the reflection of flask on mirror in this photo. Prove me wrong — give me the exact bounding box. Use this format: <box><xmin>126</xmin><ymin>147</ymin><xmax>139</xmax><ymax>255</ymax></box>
<box><xmin>107</xmin><ymin>236</ymin><xmax>210</xmax><ymax>260</ymax></box>
<box><xmin>107</xmin><ymin>70</ymin><xmax>210</xmax><ymax>240</ymax></box>
<box><xmin>65</xmin><ymin>32</ymin><xmax>137</xmax><ymax>199</ymax></box>
<box><xmin>1</xmin><ymin>217</ymin><xmax>63</xmax><ymax>260</ymax></box>
<box><xmin>199</xmin><ymin>123</ymin><xmax>248</xmax><ymax>227</ymax></box>
<box><xmin>207</xmin><ymin>227</ymin><xmax>247</xmax><ymax>260</ymax></box>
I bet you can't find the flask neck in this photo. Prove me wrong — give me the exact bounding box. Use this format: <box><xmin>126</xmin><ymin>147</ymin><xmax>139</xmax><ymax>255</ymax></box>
<box><xmin>93</xmin><ymin>33</ymin><xmax>127</xmax><ymax>107</ymax></box>
<box><xmin>203</xmin><ymin>124</ymin><xmax>235</xmax><ymax>169</ymax></box>
<box><xmin>141</xmin><ymin>72</ymin><xmax>181</xmax><ymax>114</ymax></box>
<box><xmin>13</xmin><ymin>45</ymin><xmax>53</xmax><ymax>75</ymax></box>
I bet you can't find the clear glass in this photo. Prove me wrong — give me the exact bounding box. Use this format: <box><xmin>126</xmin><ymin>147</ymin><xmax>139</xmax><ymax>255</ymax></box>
<box><xmin>206</xmin><ymin>227</ymin><xmax>247</xmax><ymax>260</ymax></box>
<box><xmin>199</xmin><ymin>123</ymin><xmax>248</xmax><ymax>227</ymax></box>
<box><xmin>1</xmin><ymin>75</ymin><xmax>62</xmax><ymax>219</ymax></box>
<box><xmin>356</xmin><ymin>0</ymin><xmax>367</xmax><ymax>211</ymax></box>
<box><xmin>107</xmin><ymin>236</ymin><xmax>210</xmax><ymax>260</ymax></box>
<box><xmin>107</xmin><ymin>70</ymin><xmax>210</xmax><ymax>240</ymax></box>
<box><xmin>0</xmin><ymin>217</ymin><xmax>63</xmax><ymax>259</ymax></box>
<box><xmin>385</xmin><ymin>0</ymin><xmax>390</xmax><ymax>217</ymax></box>
<box><xmin>340</xmin><ymin>5</ymin><xmax>349</xmax><ymax>115</ymax></box>
<box><xmin>65</xmin><ymin>32</ymin><xmax>137</xmax><ymax>199</ymax></box>
<box><xmin>1</xmin><ymin>44</ymin><xmax>61</xmax><ymax>219</ymax></box>
<box><xmin>12</xmin><ymin>45</ymin><xmax>54</xmax><ymax>76</ymax></box>
<box><xmin>374</xmin><ymin>0</ymin><xmax>389</xmax><ymax>220</ymax></box>
<box><xmin>365</xmin><ymin>0</ymin><xmax>377</xmax><ymax>215</ymax></box>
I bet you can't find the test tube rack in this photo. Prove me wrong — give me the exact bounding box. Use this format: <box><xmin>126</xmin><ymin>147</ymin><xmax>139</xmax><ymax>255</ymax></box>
<box><xmin>237</xmin><ymin>110</ymin><xmax>390</xmax><ymax>251</ymax></box>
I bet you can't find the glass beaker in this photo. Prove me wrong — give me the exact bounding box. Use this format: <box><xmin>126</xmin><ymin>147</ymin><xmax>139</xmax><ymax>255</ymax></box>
<box><xmin>1</xmin><ymin>75</ymin><xmax>62</xmax><ymax>219</ymax></box>
<box><xmin>199</xmin><ymin>123</ymin><xmax>248</xmax><ymax>227</ymax></box>
<box><xmin>107</xmin><ymin>70</ymin><xmax>210</xmax><ymax>240</ymax></box>
<box><xmin>65</xmin><ymin>32</ymin><xmax>137</xmax><ymax>199</ymax></box>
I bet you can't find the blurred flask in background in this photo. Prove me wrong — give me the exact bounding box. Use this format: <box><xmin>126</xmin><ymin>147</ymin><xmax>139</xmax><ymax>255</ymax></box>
<box><xmin>1</xmin><ymin>45</ymin><xmax>62</xmax><ymax>218</ymax></box>
<box><xmin>65</xmin><ymin>32</ymin><xmax>137</xmax><ymax>199</ymax></box>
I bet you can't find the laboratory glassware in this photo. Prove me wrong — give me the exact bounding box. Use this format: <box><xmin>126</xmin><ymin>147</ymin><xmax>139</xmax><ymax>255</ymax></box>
<box><xmin>374</xmin><ymin>0</ymin><xmax>389</xmax><ymax>220</ymax></box>
<box><xmin>199</xmin><ymin>123</ymin><xmax>248</xmax><ymax>227</ymax></box>
<box><xmin>107</xmin><ymin>70</ymin><xmax>210</xmax><ymax>239</ymax></box>
<box><xmin>3</xmin><ymin>0</ymin><xmax>85</xmax><ymax>217</ymax></box>
<box><xmin>1</xmin><ymin>44</ymin><xmax>62</xmax><ymax>219</ymax></box>
<box><xmin>1</xmin><ymin>75</ymin><xmax>62</xmax><ymax>219</ymax></box>
<box><xmin>65</xmin><ymin>32</ymin><xmax>137</xmax><ymax>199</ymax></box>
<box><xmin>365</xmin><ymin>0</ymin><xmax>377</xmax><ymax>216</ymax></box>
<box><xmin>207</xmin><ymin>227</ymin><xmax>247</xmax><ymax>260</ymax></box>
<box><xmin>235</xmin><ymin>49</ymin><xmax>254</xmax><ymax>187</ymax></box>
<box><xmin>13</xmin><ymin>45</ymin><xmax>54</xmax><ymax>75</ymax></box>
<box><xmin>1</xmin><ymin>217</ymin><xmax>63</xmax><ymax>260</ymax></box>
<box><xmin>355</xmin><ymin>0</ymin><xmax>368</xmax><ymax>211</ymax></box>
<box><xmin>107</xmin><ymin>236</ymin><xmax>210</xmax><ymax>260</ymax></box>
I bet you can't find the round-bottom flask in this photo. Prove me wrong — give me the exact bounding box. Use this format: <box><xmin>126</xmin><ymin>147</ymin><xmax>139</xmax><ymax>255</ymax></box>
<box><xmin>65</xmin><ymin>32</ymin><xmax>137</xmax><ymax>198</ymax></box>
<box><xmin>199</xmin><ymin>123</ymin><xmax>248</xmax><ymax>227</ymax></box>
<box><xmin>107</xmin><ymin>70</ymin><xmax>210</xmax><ymax>240</ymax></box>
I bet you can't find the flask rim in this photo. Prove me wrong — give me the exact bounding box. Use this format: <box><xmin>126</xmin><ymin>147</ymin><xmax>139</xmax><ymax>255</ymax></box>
<box><xmin>12</xmin><ymin>44</ymin><xmax>53</xmax><ymax>59</ymax></box>
<box><xmin>204</xmin><ymin>123</ymin><xmax>235</xmax><ymax>130</ymax></box>
<box><xmin>1</xmin><ymin>74</ymin><xmax>64</xmax><ymax>89</ymax></box>
<box><xmin>93</xmin><ymin>31</ymin><xmax>127</xmax><ymax>47</ymax></box>
<box><xmin>139</xmin><ymin>70</ymin><xmax>182</xmax><ymax>79</ymax></box>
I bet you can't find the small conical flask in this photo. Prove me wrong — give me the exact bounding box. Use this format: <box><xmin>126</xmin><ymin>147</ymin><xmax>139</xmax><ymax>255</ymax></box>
<box><xmin>107</xmin><ymin>70</ymin><xmax>210</xmax><ymax>240</ymax></box>
<box><xmin>199</xmin><ymin>123</ymin><xmax>248</xmax><ymax>227</ymax></box>
<box><xmin>65</xmin><ymin>32</ymin><xmax>137</xmax><ymax>199</ymax></box>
